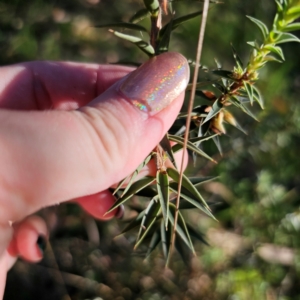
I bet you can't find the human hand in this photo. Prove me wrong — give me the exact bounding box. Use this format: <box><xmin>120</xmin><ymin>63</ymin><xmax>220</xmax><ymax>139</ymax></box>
<box><xmin>0</xmin><ymin>52</ymin><xmax>189</xmax><ymax>298</ymax></box>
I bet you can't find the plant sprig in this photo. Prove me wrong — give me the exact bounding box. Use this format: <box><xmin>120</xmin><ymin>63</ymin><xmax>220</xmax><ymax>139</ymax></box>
<box><xmin>97</xmin><ymin>0</ymin><xmax>300</xmax><ymax>264</ymax></box>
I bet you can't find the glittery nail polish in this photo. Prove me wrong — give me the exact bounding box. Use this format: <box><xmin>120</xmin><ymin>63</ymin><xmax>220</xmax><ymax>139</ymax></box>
<box><xmin>119</xmin><ymin>52</ymin><xmax>189</xmax><ymax>115</ymax></box>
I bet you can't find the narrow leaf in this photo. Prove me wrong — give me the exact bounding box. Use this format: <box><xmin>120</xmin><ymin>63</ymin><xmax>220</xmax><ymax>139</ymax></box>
<box><xmin>167</xmin><ymin>168</ymin><xmax>210</xmax><ymax>210</ymax></box>
<box><xmin>156</xmin><ymin>170</ymin><xmax>170</xmax><ymax>229</ymax></box>
<box><xmin>160</xmin><ymin>219</ymin><xmax>172</xmax><ymax>261</ymax></box>
<box><xmin>212</xmin><ymin>69</ymin><xmax>237</xmax><ymax>81</ymax></box>
<box><xmin>186</xmin><ymin>223</ymin><xmax>209</xmax><ymax>246</ymax></box>
<box><xmin>119</xmin><ymin>211</ymin><xmax>146</xmax><ymax>235</ymax></box>
<box><xmin>263</xmin><ymin>44</ymin><xmax>285</xmax><ymax>61</ymax></box>
<box><xmin>110</xmin><ymin>30</ymin><xmax>155</xmax><ymax>56</ymax></box>
<box><xmin>231</xmin><ymin>44</ymin><xmax>244</xmax><ymax>70</ymax></box>
<box><xmin>274</xmin><ymin>31</ymin><xmax>300</xmax><ymax>44</ymax></box>
<box><xmin>115</xmin><ymin>154</ymin><xmax>153</xmax><ymax>196</ymax></box>
<box><xmin>95</xmin><ymin>22</ymin><xmax>148</xmax><ymax>33</ymax></box>
<box><xmin>243</xmin><ymin>81</ymin><xmax>254</xmax><ymax>105</ymax></box>
<box><xmin>159</xmin><ymin>133</ymin><xmax>177</xmax><ymax>168</ymax></box>
<box><xmin>252</xmin><ymin>85</ymin><xmax>264</xmax><ymax>109</ymax></box>
<box><xmin>135</xmin><ymin>196</ymin><xmax>161</xmax><ymax>249</ymax></box>
<box><xmin>168</xmin><ymin>204</ymin><xmax>195</xmax><ymax>251</ymax></box>
<box><xmin>203</xmin><ymin>100</ymin><xmax>223</xmax><ymax>123</ymax></box>
<box><xmin>156</xmin><ymin>16</ymin><xmax>173</xmax><ymax>54</ymax></box>
<box><xmin>246</xmin><ymin>15</ymin><xmax>269</xmax><ymax>39</ymax></box>
<box><xmin>282</xmin><ymin>22</ymin><xmax>300</xmax><ymax>32</ymax></box>
<box><xmin>169</xmin><ymin>182</ymin><xmax>216</xmax><ymax>219</ymax></box>
<box><xmin>212</xmin><ymin>134</ymin><xmax>223</xmax><ymax>155</ymax></box>
<box><xmin>129</xmin><ymin>8</ymin><xmax>150</xmax><ymax>23</ymax></box>
<box><xmin>230</xmin><ymin>97</ymin><xmax>259</xmax><ymax>121</ymax></box>
<box><xmin>145</xmin><ymin>230</ymin><xmax>161</xmax><ymax>258</ymax></box>
<box><xmin>168</xmin><ymin>135</ymin><xmax>216</xmax><ymax>162</ymax></box>
<box><xmin>106</xmin><ymin>176</ymin><xmax>155</xmax><ymax>213</ymax></box>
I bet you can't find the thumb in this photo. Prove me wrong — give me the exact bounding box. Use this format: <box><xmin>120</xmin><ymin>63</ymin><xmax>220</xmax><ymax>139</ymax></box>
<box><xmin>0</xmin><ymin>52</ymin><xmax>189</xmax><ymax>223</ymax></box>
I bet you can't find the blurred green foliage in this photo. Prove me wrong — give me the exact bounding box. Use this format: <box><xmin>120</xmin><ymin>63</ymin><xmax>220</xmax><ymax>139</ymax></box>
<box><xmin>2</xmin><ymin>0</ymin><xmax>300</xmax><ymax>299</ymax></box>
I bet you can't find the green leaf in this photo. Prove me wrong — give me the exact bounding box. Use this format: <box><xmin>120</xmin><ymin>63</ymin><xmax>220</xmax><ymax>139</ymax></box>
<box><xmin>156</xmin><ymin>17</ymin><xmax>173</xmax><ymax>54</ymax></box>
<box><xmin>168</xmin><ymin>204</ymin><xmax>195</xmax><ymax>252</ymax></box>
<box><xmin>110</xmin><ymin>30</ymin><xmax>155</xmax><ymax>56</ymax></box>
<box><xmin>146</xmin><ymin>230</ymin><xmax>161</xmax><ymax>258</ymax></box>
<box><xmin>156</xmin><ymin>170</ymin><xmax>170</xmax><ymax>229</ymax></box>
<box><xmin>107</xmin><ymin>176</ymin><xmax>156</xmax><ymax>213</ymax></box>
<box><xmin>252</xmin><ymin>85</ymin><xmax>264</xmax><ymax>109</ymax></box>
<box><xmin>264</xmin><ymin>55</ymin><xmax>283</xmax><ymax>63</ymax></box>
<box><xmin>274</xmin><ymin>31</ymin><xmax>300</xmax><ymax>44</ymax></box>
<box><xmin>160</xmin><ymin>219</ymin><xmax>172</xmax><ymax>262</ymax></box>
<box><xmin>167</xmin><ymin>168</ymin><xmax>210</xmax><ymax>210</ymax></box>
<box><xmin>169</xmin><ymin>182</ymin><xmax>216</xmax><ymax>219</ymax></box>
<box><xmin>95</xmin><ymin>22</ymin><xmax>148</xmax><ymax>33</ymax></box>
<box><xmin>212</xmin><ymin>134</ymin><xmax>223</xmax><ymax>155</ymax></box>
<box><xmin>159</xmin><ymin>133</ymin><xmax>177</xmax><ymax>168</ymax></box>
<box><xmin>281</xmin><ymin>22</ymin><xmax>300</xmax><ymax>32</ymax></box>
<box><xmin>231</xmin><ymin>44</ymin><xmax>244</xmax><ymax>70</ymax></box>
<box><xmin>135</xmin><ymin>196</ymin><xmax>161</xmax><ymax>249</ymax></box>
<box><xmin>247</xmin><ymin>16</ymin><xmax>269</xmax><ymax>40</ymax></box>
<box><xmin>159</xmin><ymin>10</ymin><xmax>203</xmax><ymax>38</ymax></box>
<box><xmin>274</xmin><ymin>0</ymin><xmax>283</xmax><ymax>12</ymax></box>
<box><xmin>263</xmin><ymin>44</ymin><xmax>285</xmax><ymax>61</ymax></box>
<box><xmin>243</xmin><ymin>81</ymin><xmax>254</xmax><ymax>105</ymax></box>
<box><xmin>119</xmin><ymin>211</ymin><xmax>146</xmax><ymax>235</ymax></box>
<box><xmin>186</xmin><ymin>223</ymin><xmax>209</xmax><ymax>246</ymax></box>
<box><xmin>129</xmin><ymin>8</ymin><xmax>150</xmax><ymax>23</ymax></box>
<box><xmin>230</xmin><ymin>97</ymin><xmax>259</xmax><ymax>121</ymax></box>
<box><xmin>168</xmin><ymin>135</ymin><xmax>216</xmax><ymax>163</ymax></box>
<box><xmin>188</xmin><ymin>133</ymin><xmax>219</xmax><ymax>144</ymax></box>
<box><xmin>114</xmin><ymin>153</ymin><xmax>153</xmax><ymax>196</ymax></box>
<box><xmin>203</xmin><ymin>100</ymin><xmax>223</xmax><ymax>123</ymax></box>
<box><xmin>212</xmin><ymin>70</ymin><xmax>237</xmax><ymax>81</ymax></box>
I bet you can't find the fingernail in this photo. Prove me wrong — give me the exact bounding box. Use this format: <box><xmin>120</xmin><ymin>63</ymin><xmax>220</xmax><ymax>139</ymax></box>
<box><xmin>37</xmin><ymin>235</ymin><xmax>47</xmax><ymax>254</ymax></box>
<box><xmin>119</xmin><ymin>52</ymin><xmax>189</xmax><ymax>115</ymax></box>
<box><xmin>115</xmin><ymin>205</ymin><xmax>124</xmax><ymax>219</ymax></box>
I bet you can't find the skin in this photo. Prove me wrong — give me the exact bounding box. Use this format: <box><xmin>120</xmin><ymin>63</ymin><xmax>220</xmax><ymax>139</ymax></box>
<box><xmin>0</xmin><ymin>59</ymin><xmax>186</xmax><ymax>298</ymax></box>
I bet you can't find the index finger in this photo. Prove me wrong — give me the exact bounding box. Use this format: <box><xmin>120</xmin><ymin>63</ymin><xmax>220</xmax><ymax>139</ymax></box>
<box><xmin>0</xmin><ymin>61</ymin><xmax>134</xmax><ymax>110</ymax></box>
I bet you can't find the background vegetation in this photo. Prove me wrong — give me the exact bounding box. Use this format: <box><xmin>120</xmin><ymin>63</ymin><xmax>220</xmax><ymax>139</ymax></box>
<box><xmin>2</xmin><ymin>0</ymin><xmax>300</xmax><ymax>299</ymax></box>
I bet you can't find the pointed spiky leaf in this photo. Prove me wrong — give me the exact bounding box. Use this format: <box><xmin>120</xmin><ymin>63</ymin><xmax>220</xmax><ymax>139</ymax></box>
<box><xmin>169</xmin><ymin>182</ymin><xmax>216</xmax><ymax>219</ymax></box>
<box><xmin>282</xmin><ymin>22</ymin><xmax>300</xmax><ymax>32</ymax></box>
<box><xmin>129</xmin><ymin>8</ymin><xmax>150</xmax><ymax>23</ymax></box>
<box><xmin>167</xmin><ymin>168</ymin><xmax>210</xmax><ymax>210</ymax></box>
<box><xmin>252</xmin><ymin>85</ymin><xmax>264</xmax><ymax>109</ymax></box>
<box><xmin>135</xmin><ymin>196</ymin><xmax>161</xmax><ymax>249</ymax></box>
<box><xmin>231</xmin><ymin>44</ymin><xmax>244</xmax><ymax>70</ymax></box>
<box><xmin>243</xmin><ymin>81</ymin><xmax>254</xmax><ymax>105</ymax></box>
<box><xmin>189</xmin><ymin>176</ymin><xmax>216</xmax><ymax>186</ymax></box>
<box><xmin>246</xmin><ymin>16</ymin><xmax>269</xmax><ymax>39</ymax></box>
<box><xmin>145</xmin><ymin>230</ymin><xmax>161</xmax><ymax>258</ymax></box>
<box><xmin>159</xmin><ymin>134</ymin><xmax>177</xmax><ymax>168</ymax></box>
<box><xmin>212</xmin><ymin>70</ymin><xmax>237</xmax><ymax>81</ymax></box>
<box><xmin>203</xmin><ymin>100</ymin><xmax>223</xmax><ymax>123</ymax></box>
<box><xmin>156</xmin><ymin>170</ymin><xmax>170</xmax><ymax>228</ymax></box>
<box><xmin>119</xmin><ymin>211</ymin><xmax>146</xmax><ymax>235</ymax></box>
<box><xmin>95</xmin><ymin>22</ymin><xmax>148</xmax><ymax>32</ymax></box>
<box><xmin>160</xmin><ymin>219</ymin><xmax>172</xmax><ymax>261</ymax></box>
<box><xmin>212</xmin><ymin>134</ymin><xmax>223</xmax><ymax>155</ymax></box>
<box><xmin>168</xmin><ymin>135</ymin><xmax>216</xmax><ymax>162</ymax></box>
<box><xmin>186</xmin><ymin>223</ymin><xmax>209</xmax><ymax>246</ymax></box>
<box><xmin>114</xmin><ymin>153</ymin><xmax>153</xmax><ymax>196</ymax></box>
<box><xmin>168</xmin><ymin>204</ymin><xmax>195</xmax><ymax>252</ymax></box>
<box><xmin>156</xmin><ymin>16</ymin><xmax>173</xmax><ymax>53</ymax></box>
<box><xmin>264</xmin><ymin>44</ymin><xmax>285</xmax><ymax>61</ymax></box>
<box><xmin>230</xmin><ymin>97</ymin><xmax>259</xmax><ymax>121</ymax></box>
<box><xmin>274</xmin><ymin>31</ymin><xmax>300</xmax><ymax>44</ymax></box>
<box><xmin>107</xmin><ymin>176</ymin><xmax>155</xmax><ymax>213</ymax></box>
<box><xmin>159</xmin><ymin>10</ymin><xmax>203</xmax><ymax>38</ymax></box>
<box><xmin>110</xmin><ymin>30</ymin><xmax>155</xmax><ymax>56</ymax></box>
